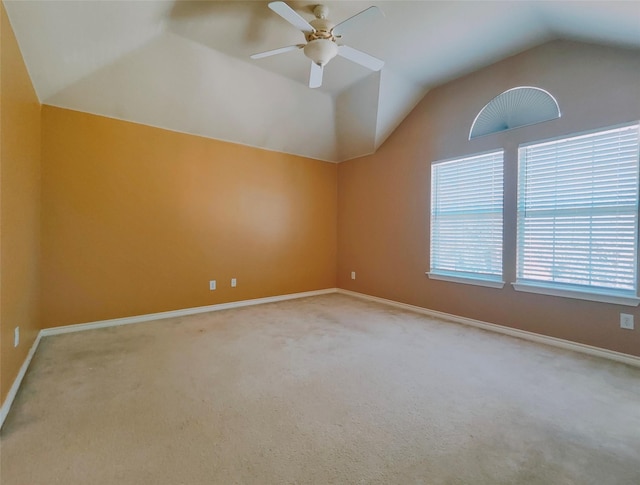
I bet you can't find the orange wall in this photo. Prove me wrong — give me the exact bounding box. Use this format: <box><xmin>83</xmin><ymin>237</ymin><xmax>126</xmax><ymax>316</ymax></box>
<box><xmin>338</xmin><ymin>40</ymin><xmax>640</xmax><ymax>357</ymax></box>
<box><xmin>40</xmin><ymin>106</ymin><xmax>337</xmax><ymax>328</ymax></box>
<box><xmin>0</xmin><ymin>2</ymin><xmax>42</xmax><ymax>403</ymax></box>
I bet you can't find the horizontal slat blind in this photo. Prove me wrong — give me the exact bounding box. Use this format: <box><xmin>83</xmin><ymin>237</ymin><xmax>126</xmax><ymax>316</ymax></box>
<box><xmin>431</xmin><ymin>151</ymin><xmax>503</xmax><ymax>280</ymax></box>
<box><xmin>517</xmin><ymin>123</ymin><xmax>640</xmax><ymax>294</ymax></box>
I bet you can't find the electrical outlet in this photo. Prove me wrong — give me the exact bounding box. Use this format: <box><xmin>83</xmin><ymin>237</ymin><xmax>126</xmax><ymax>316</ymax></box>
<box><xmin>14</xmin><ymin>327</ymin><xmax>19</xmax><ymax>347</ymax></box>
<box><xmin>231</xmin><ymin>278</ymin><xmax>237</xmax><ymax>288</ymax></box>
<box><xmin>351</xmin><ymin>271</ymin><xmax>356</xmax><ymax>280</ymax></box>
<box><xmin>209</xmin><ymin>280</ymin><xmax>216</xmax><ymax>291</ymax></box>
<box><xmin>620</xmin><ymin>313</ymin><xmax>634</xmax><ymax>330</ymax></box>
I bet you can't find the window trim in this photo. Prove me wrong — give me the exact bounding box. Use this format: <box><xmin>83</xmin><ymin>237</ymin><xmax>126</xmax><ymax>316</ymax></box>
<box><xmin>512</xmin><ymin>282</ymin><xmax>640</xmax><ymax>306</ymax></box>
<box><xmin>518</xmin><ymin>120</ymin><xmax>639</xmax><ymax>150</ymax></box>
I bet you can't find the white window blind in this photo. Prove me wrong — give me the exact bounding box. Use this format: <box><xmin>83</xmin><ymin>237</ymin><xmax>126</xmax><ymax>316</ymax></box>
<box><xmin>430</xmin><ymin>151</ymin><xmax>504</xmax><ymax>283</ymax></box>
<box><xmin>517</xmin><ymin>123</ymin><xmax>640</xmax><ymax>298</ymax></box>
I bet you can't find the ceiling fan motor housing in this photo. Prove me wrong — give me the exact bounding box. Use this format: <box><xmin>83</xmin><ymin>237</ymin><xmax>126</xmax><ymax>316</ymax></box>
<box><xmin>308</xmin><ymin>17</ymin><xmax>334</xmax><ymax>40</ymax></box>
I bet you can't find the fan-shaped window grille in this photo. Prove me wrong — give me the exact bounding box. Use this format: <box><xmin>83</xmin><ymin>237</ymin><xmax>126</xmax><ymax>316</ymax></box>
<box><xmin>469</xmin><ymin>86</ymin><xmax>560</xmax><ymax>139</ymax></box>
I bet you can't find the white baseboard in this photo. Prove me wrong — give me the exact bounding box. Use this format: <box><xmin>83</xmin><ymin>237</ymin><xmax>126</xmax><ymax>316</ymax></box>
<box><xmin>337</xmin><ymin>289</ymin><xmax>640</xmax><ymax>368</ymax></box>
<box><xmin>0</xmin><ymin>332</ymin><xmax>42</xmax><ymax>430</ymax></box>
<box><xmin>41</xmin><ymin>288</ymin><xmax>338</xmax><ymax>337</ymax></box>
<box><xmin>1</xmin><ymin>288</ymin><xmax>337</xmax><ymax>429</ymax></box>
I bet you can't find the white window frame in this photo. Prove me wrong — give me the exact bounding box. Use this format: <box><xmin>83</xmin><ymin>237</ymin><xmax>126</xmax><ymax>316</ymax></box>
<box><xmin>514</xmin><ymin>122</ymin><xmax>640</xmax><ymax>306</ymax></box>
<box><xmin>428</xmin><ymin>150</ymin><xmax>505</xmax><ymax>288</ymax></box>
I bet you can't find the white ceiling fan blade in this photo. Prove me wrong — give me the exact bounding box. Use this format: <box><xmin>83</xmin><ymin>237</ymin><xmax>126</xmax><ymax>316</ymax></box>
<box><xmin>309</xmin><ymin>61</ymin><xmax>323</xmax><ymax>88</ymax></box>
<box><xmin>338</xmin><ymin>45</ymin><xmax>384</xmax><ymax>71</ymax></box>
<box><xmin>268</xmin><ymin>1</ymin><xmax>315</xmax><ymax>34</ymax></box>
<box><xmin>332</xmin><ymin>6</ymin><xmax>382</xmax><ymax>37</ymax></box>
<box><xmin>250</xmin><ymin>45</ymin><xmax>304</xmax><ymax>59</ymax></box>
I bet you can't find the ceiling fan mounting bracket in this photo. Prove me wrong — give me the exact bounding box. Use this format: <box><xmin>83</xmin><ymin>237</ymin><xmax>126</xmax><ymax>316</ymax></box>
<box><xmin>313</xmin><ymin>5</ymin><xmax>329</xmax><ymax>20</ymax></box>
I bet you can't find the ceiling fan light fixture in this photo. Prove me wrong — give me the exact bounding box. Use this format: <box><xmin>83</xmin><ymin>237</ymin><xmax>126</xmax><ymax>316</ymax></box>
<box><xmin>303</xmin><ymin>39</ymin><xmax>338</xmax><ymax>66</ymax></box>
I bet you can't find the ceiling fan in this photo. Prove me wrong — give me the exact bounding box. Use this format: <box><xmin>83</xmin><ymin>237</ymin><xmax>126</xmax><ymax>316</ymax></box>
<box><xmin>250</xmin><ymin>1</ymin><xmax>384</xmax><ymax>88</ymax></box>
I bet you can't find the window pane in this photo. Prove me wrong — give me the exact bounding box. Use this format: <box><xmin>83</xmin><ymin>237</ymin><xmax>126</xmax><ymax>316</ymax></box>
<box><xmin>431</xmin><ymin>151</ymin><xmax>504</xmax><ymax>280</ymax></box>
<box><xmin>517</xmin><ymin>123</ymin><xmax>640</xmax><ymax>295</ymax></box>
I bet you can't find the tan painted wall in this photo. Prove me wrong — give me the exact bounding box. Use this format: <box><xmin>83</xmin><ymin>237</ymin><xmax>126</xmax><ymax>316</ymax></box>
<box><xmin>40</xmin><ymin>106</ymin><xmax>337</xmax><ymax>328</ymax></box>
<box><xmin>0</xmin><ymin>2</ymin><xmax>42</xmax><ymax>403</ymax></box>
<box><xmin>338</xmin><ymin>40</ymin><xmax>640</xmax><ymax>357</ymax></box>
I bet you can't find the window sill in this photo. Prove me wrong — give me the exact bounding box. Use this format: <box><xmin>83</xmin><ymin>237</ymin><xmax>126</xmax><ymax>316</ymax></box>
<box><xmin>426</xmin><ymin>272</ymin><xmax>505</xmax><ymax>289</ymax></box>
<box><xmin>512</xmin><ymin>282</ymin><xmax>640</xmax><ymax>306</ymax></box>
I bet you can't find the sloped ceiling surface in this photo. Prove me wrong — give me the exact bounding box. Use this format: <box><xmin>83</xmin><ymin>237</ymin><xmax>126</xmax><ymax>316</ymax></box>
<box><xmin>5</xmin><ymin>1</ymin><xmax>640</xmax><ymax>162</ymax></box>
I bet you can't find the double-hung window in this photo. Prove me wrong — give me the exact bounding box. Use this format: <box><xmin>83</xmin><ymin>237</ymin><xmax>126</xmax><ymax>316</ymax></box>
<box><xmin>429</xmin><ymin>150</ymin><xmax>504</xmax><ymax>287</ymax></box>
<box><xmin>515</xmin><ymin>122</ymin><xmax>640</xmax><ymax>305</ymax></box>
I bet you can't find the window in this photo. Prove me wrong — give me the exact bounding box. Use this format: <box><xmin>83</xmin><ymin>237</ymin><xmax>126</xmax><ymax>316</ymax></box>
<box><xmin>515</xmin><ymin>122</ymin><xmax>640</xmax><ymax>305</ymax></box>
<box><xmin>429</xmin><ymin>150</ymin><xmax>504</xmax><ymax>287</ymax></box>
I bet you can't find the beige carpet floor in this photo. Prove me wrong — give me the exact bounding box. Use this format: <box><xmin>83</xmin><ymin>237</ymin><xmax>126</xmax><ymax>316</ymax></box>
<box><xmin>1</xmin><ymin>293</ymin><xmax>639</xmax><ymax>484</ymax></box>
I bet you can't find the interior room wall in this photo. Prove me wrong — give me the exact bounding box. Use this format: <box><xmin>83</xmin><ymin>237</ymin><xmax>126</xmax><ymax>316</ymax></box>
<box><xmin>40</xmin><ymin>106</ymin><xmax>337</xmax><ymax>328</ymax></box>
<box><xmin>337</xmin><ymin>40</ymin><xmax>640</xmax><ymax>357</ymax></box>
<box><xmin>0</xmin><ymin>2</ymin><xmax>42</xmax><ymax>404</ymax></box>
<box><xmin>3</xmin><ymin>25</ymin><xmax>640</xmax><ymax>419</ymax></box>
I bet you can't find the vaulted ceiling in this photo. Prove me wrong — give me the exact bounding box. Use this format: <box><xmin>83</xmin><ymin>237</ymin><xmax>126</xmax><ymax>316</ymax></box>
<box><xmin>5</xmin><ymin>1</ymin><xmax>640</xmax><ymax>162</ymax></box>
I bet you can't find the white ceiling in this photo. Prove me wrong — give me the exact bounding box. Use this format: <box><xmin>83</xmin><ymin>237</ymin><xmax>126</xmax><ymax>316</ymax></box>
<box><xmin>5</xmin><ymin>1</ymin><xmax>640</xmax><ymax>162</ymax></box>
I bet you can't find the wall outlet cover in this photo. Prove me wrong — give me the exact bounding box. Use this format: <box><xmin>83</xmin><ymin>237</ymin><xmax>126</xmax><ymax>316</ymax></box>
<box><xmin>620</xmin><ymin>313</ymin><xmax>634</xmax><ymax>330</ymax></box>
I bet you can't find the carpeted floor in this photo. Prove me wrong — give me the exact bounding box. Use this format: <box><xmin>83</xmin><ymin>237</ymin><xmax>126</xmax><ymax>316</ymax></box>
<box><xmin>1</xmin><ymin>293</ymin><xmax>639</xmax><ymax>484</ymax></box>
